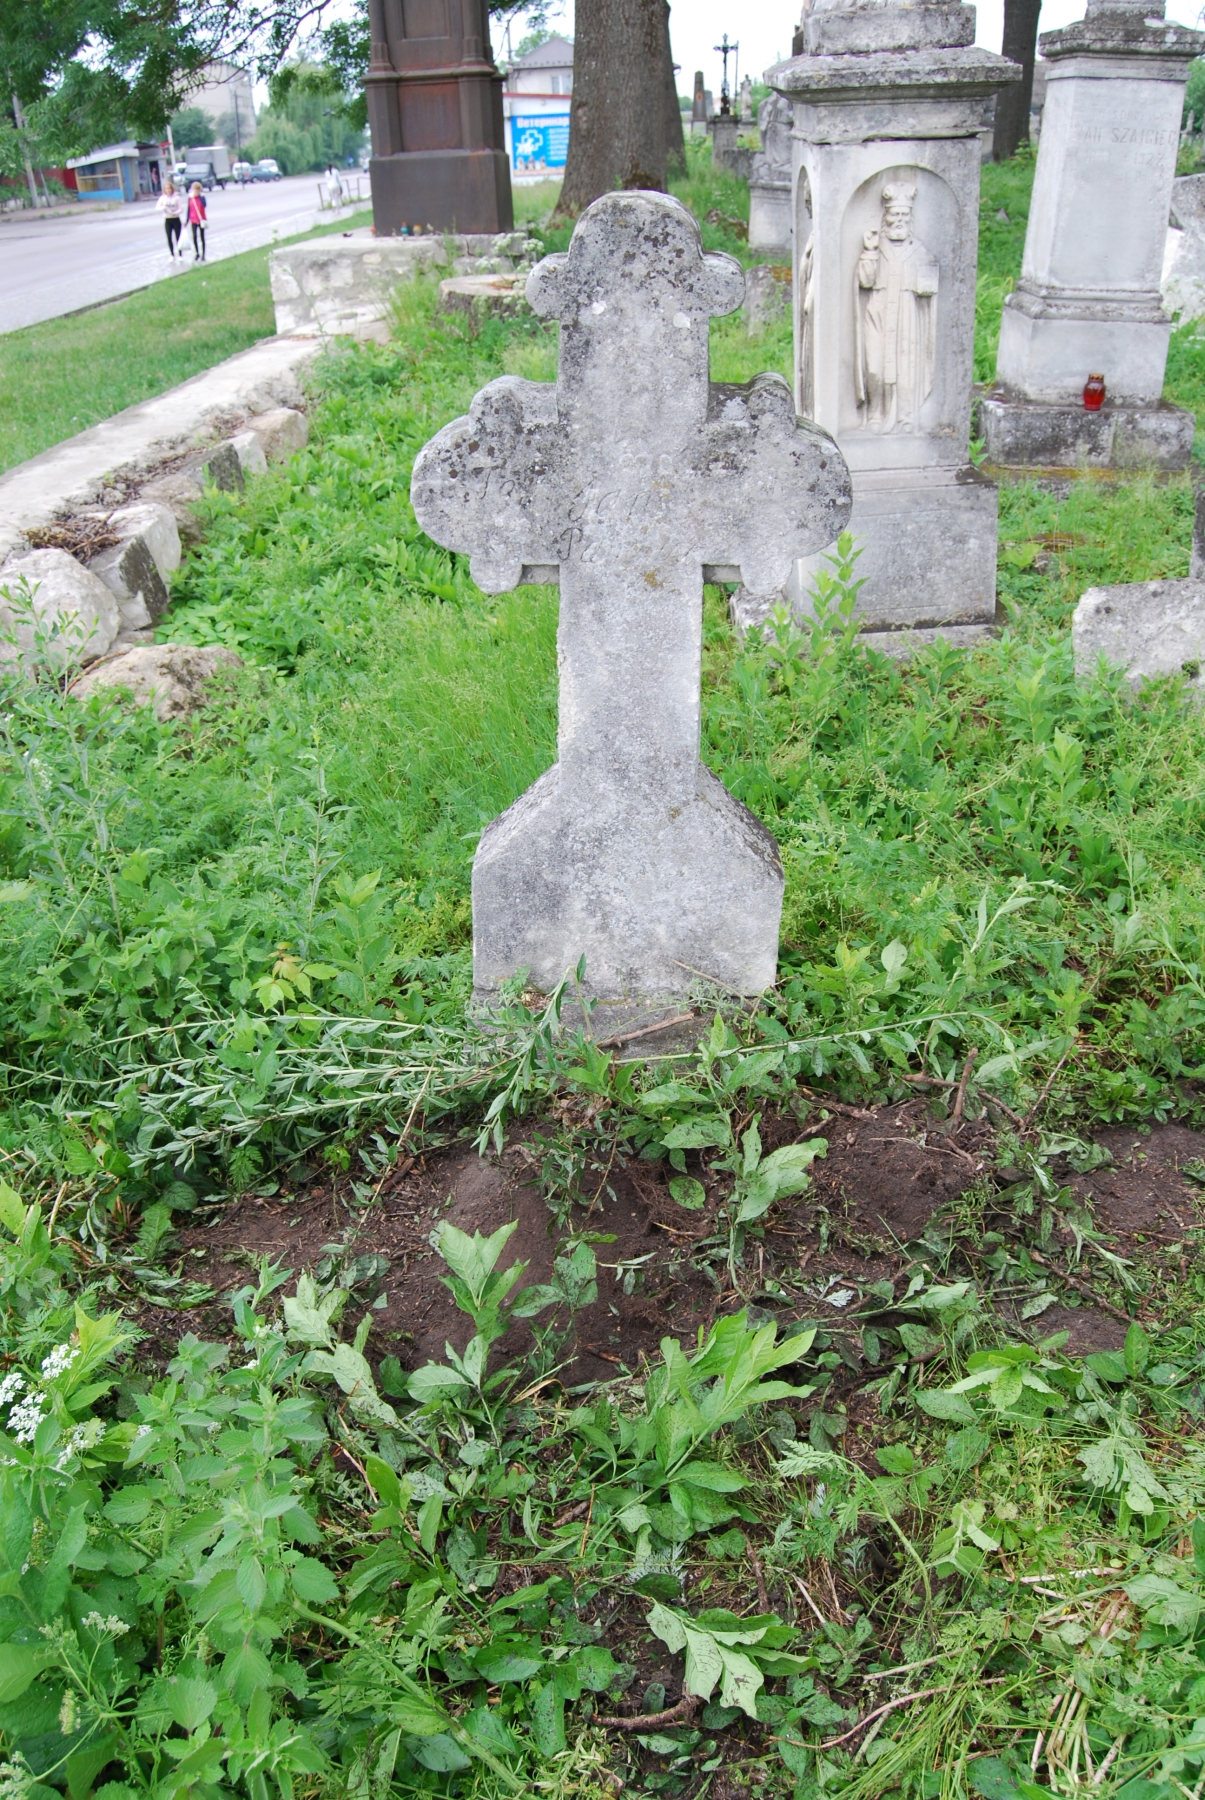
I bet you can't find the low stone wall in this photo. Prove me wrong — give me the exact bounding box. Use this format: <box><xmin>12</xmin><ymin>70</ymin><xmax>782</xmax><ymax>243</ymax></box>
<box><xmin>0</xmin><ymin>334</ymin><xmax>328</xmax><ymax>698</ymax></box>
<box><xmin>0</xmin><ymin>333</ymin><xmax>322</xmax><ymax>568</ymax></box>
<box><xmin>268</xmin><ymin>229</ymin><xmax>541</xmax><ymax>337</ymax></box>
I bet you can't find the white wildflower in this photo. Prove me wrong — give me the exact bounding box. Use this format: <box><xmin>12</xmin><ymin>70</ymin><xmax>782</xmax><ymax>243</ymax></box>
<box><xmin>0</xmin><ymin>1756</ymin><xmax>36</xmax><ymax>1800</ymax></box>
<box><xmin>58</xmin><ymin>1692</ymin><xmax>76</xmax><ymax>1735</ymax></box>
<box><xmin>54</xmin><ymin>1426</ymin><xmax>90</xmax><ymax>1471</ymax></box>
<box><xmin>7</xmin><ymin>1392</ymin><xmax>45</xmax><ymax>1445</ymax></box>
<box><xmin>0</xmin><ymin>1371</ymin><xmax>25</xmax><ymax>1408</ymax></box>
<box><xmin>40</xmin><ymin>1344</ymin><xmax>77</xmax><ymax>1381</ymax></box>
<box><xmin>133</xmin><ymin>1423</ymin><xmax>152</xmax><ymax>1443</ymax></box>
<box><xmin>81</xmin><ymin>1612</ymin><xmax>129</xmax><ymax>1638</ymax></box>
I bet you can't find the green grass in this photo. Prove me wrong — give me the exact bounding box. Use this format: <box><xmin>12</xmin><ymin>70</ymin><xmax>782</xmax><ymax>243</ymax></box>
<box><xmin>0</xmin><ymin>209</ymin><xmax>371</xmax><ymax>474</ymax></box>
<box><xmin>975</xmin><ymin>151</ymin><xmax>1036</xmax><ymax>381</ymax></box>
<box><xmin>4</xmin><ymin>152</ymin><xmax>1205</xmax><ymax>1170</ymax></box>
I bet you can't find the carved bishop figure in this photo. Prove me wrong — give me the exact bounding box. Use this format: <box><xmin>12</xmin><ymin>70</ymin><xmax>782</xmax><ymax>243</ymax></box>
<box><xmin>412</xmin><ymin>191</ymin><xmax>851</xmax><ymax>1029</ymax></box>
<box><xmin>855</xmin><ymin>181</ymin><xmax>939</xmax><ymax>434</ymax></box>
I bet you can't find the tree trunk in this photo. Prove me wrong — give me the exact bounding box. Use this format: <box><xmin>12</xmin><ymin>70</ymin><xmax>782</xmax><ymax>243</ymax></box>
<box><xmin>662</xmin><ymin>3</ymin><xmax>686</xmax><ymax>177</ymax></box>
<box><xmin>993</xmin><ymin>0</ymin><xmax>1042</xmax><ymax>162</ymax></box>
<box><xmin>558</xmin><ymin>0</ymin><xmax>668</xmax><ymax>216</ymax></box>
<box><xmin>10</xmin><ymin>93</ymin><xmax>39</xmax><ymax>210</ymax></box>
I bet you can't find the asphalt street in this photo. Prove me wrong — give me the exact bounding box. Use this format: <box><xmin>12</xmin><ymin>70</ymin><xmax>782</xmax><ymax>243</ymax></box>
<box><xmin>0</xmin><ymin>176</ymin><xmax>361</xmax><ymax>334</ymax></box>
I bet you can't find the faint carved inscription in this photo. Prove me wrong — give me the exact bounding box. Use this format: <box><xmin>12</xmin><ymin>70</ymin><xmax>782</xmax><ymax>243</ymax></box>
<box><xmin>854</xmin><ymin>180</ymin><xmax>938</xmax><ymax>433</ymax></box>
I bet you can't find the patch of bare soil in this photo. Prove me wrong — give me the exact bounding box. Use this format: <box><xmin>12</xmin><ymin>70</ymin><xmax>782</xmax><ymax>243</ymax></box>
<box><xmin>149</xmin><ymin>1104</ymin><xmax>1205</xmax><ymax>1383</ymax></box>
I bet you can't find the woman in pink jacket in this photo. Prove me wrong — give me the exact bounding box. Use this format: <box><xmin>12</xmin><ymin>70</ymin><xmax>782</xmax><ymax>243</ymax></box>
<box><xmin>187</xmin><ymin>183</ymin><xmax>207</xmax><ymax>262</ymax></box>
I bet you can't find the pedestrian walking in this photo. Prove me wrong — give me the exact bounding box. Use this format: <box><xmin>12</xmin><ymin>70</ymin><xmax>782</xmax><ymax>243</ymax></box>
<box><xmin>187</xmin><ymin>182</ymin><xmax>207</xmax><ymax>262</ymax></box>
<box><xmin>156</xmin><ymin>181</ymin><xmax>185</xmax><ymax>258</ymax></box>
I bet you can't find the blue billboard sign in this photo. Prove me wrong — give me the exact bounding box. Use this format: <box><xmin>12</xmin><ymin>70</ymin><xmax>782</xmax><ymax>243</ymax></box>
<box><xmin>511</xmin><ymin>114</ymin><xmax>570</xmax><ymax>176</ymax></box>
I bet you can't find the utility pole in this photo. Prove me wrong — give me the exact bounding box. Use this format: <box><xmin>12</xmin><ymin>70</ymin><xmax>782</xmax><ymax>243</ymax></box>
<box><xmin>11</xmin><ymin>92</ymin><xmax>39</xmax><ymax>209</ymax></box>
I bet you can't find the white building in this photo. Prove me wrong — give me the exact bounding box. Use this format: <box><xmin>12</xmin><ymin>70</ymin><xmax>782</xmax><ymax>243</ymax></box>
<box><xmin>183</xmin><ymin>61</ymin><xmax>257</xmax><ymax>151</ymax></box>
<box><xmin>502</xmin><ymin>35</ymin><xmax>573</xmax><ymax>183</ymax></box>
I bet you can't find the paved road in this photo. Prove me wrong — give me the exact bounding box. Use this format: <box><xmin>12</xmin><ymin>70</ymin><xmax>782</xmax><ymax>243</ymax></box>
<box><xmin>0</xmin><ymin>176</ymin><xmax>366</xmax><ymax>335</ymax></box>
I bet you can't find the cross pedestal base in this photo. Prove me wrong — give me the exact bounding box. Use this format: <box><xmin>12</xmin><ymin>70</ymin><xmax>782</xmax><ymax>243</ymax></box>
<box><xmin>781</xmin><ymin>465</ymin><xmax>998</xmax><ymax>638</ymax></box>
<box><xmin>979</xmin><ymin>394</ymin><xmax>1195</xmax><ymax>472</ymax></box>
<box><xmin>470</xmin><ymin>762</ymin><xmax>784</xmax><ymax>1029</ymax></box>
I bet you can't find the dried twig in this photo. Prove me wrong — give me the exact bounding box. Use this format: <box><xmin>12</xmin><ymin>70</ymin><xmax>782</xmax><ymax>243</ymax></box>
<box><xmin>792</xmin><ymin>1574</ymin><xmax>828</xmax><ymax>1627</ymax></box>
<box><xmin>596</xmin><ymin>1012</ymin><xmax>696</xmax><ymax>1050</ymax></box>
<box><xmin>798</xmin><ymin>1088</ymin><xmax>879</xmax><ymax>1122</ymax></box>
<box><xmin>818</xmin><ymin>1684</ymin><xmax>954</xmax><ymax>1749</ymax></box>
<box><xmin>1028</xmin><ymin>1250</ymin><xmax>1137</xmax><ymax>1326</ymax></box>
<box><xmin>598</xmin><ymin>1695</ymin><xmax>698</xmax><ymax>1731</ymax></box>
<box><xmin>1019</xmin><ymin>1041</ymin><xmax>1076</xmax><ymax>1135</ymax></box>
<box><xmin>950</xmin><ymin>1047</ymin><xmax>978</xmax><ymax>1127</ymax></box>
<box><xmin>750</xmin><ymin>1546</ymin><xmax>770</xmax><ymax>1613</ymax></box>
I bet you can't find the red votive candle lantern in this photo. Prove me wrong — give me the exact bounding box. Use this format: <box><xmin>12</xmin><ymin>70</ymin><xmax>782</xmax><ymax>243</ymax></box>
<box><xmin>1083</xmin><ymin>373</ymin><xmax>1106</xmax><ymax>411</ymax></box>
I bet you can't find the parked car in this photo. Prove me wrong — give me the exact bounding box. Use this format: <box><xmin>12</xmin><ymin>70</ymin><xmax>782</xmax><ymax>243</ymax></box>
<box><xmin>232</xmin><ymin>161</ymin><xmax>252</xmax><ymax>184</ymax></box>
<box><xmin>250</xmin><ymin>159</ymin><xmax>282</xmax><ymax>182</ymax></box>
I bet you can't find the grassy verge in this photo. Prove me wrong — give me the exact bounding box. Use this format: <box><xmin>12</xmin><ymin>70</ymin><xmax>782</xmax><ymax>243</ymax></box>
<box><xmin>0</xmin><ymin>209</ymin><xmax>370</xmax><ymax>474</ymax></box>
<box><xmin>2</xmin><ymin>144</ymin><xmax>1205</xmax><ymax>1800</ymax></box>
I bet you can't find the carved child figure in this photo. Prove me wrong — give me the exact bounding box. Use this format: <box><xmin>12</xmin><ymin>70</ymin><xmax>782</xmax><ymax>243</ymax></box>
<box><xmin>855</xmin><ymin>180</ymin><xmax>939</xmax><ymax>432</ymax></box>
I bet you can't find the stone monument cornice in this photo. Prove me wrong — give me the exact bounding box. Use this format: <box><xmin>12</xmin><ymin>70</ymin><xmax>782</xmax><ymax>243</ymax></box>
<box><xmin>769</xmin><ymin>46</ymin><xmax>1021</xmax><ymax>105</ymax></box>
<box><xmin>1039</xmin><ymin>16</ymin><xmax>1204</xmax><ymax>60</ymax></box>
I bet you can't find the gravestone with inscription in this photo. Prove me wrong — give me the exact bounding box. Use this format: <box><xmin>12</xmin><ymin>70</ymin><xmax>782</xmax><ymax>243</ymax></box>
<box><xmin>768</xmin><ymin>0</ymin><xmax>1019</xmax><ymax>651</ymax></box>
<box><xmin>982</xmin><ymin>0</ymin><xmax>1202</xmax><ymax>470</ymax></box>
<box><xmin>411</xmin><ymin>191</ymin><xmax>852</xmax><ymax>1032</ymax></box>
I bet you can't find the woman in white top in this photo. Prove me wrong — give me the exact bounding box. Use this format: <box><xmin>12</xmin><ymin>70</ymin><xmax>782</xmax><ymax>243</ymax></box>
<box><xmin>156</xmin><ymin>182</ymin><xmax>185</xmax><ymax>259</ymax></box>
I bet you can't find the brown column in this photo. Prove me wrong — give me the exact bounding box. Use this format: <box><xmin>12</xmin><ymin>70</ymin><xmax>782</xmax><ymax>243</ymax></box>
<box><xmin>367</xmin><ymin>0</ymin><xmax>513</xmax><ymax>233</ymax></box>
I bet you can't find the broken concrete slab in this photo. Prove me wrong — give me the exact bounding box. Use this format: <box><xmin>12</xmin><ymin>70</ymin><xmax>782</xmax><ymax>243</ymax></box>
<box><xmin>1073</xmin><ymin>577</ymin><xmax>1205</xmax><ymax>692</ymax></box>
<box><xmin>138</xmin><ymin>473</ymin><xmax>208</xmax><ymax>547</ymax></box>
<box><xmin>229</xmin><ymin>431</ymin><xmax>268</xmax><ymax>477</ymax></box>
<box><xmin>89</xmin><ymin>535</ymin><xmax>168</xmax><ymax>632</ymax></box>
<box><xmin>107</xmin><ymin>502</ymin><xmax>181</xmax><ymax>578</ymax></box>
<box><xmin>68</xmin><ymin>644</ymin><xmax>244</xmax><ymax>720</ymax></box>
<box><xmin>243</xmin><ymin>407</ymin><xmax>308</xmax><ymax>463</ymax></box>
<box><xmin>269</xmin><ymin>233</ymin><xmax>450</xmax><ymax>336</ymax></box>
<box><xmin>437</xmin><ymin>274</ymin><xmax>528</xmax><ymax>319</ymax></box>
<box><xmin>0</xmin><ymin>548</ymin><xmax>121</xmax><ymax>668</ymax></box>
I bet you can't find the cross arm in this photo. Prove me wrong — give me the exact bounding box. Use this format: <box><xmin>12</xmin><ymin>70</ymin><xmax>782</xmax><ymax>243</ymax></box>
<box><xmin>410</xmin><ymin>375</ymin><xmax>561</xmax><ymax>594</ymax></box>
<box><xmin>696</xmin><ymin>374</ymin><xmax>853</xmax><ymax>596</ymax></box>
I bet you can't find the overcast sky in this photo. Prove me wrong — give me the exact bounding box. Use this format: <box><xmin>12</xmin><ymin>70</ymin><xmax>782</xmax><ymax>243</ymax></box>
<box><xmin>498</xmin><ymin>0</ymin><xmax>1204</xmax><ymax>102</ymax></box>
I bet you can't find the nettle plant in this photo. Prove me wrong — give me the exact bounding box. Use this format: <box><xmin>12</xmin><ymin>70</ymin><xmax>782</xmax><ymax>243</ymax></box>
<box><xmin>0</xmin><ymin>1176</ymin><xmax>842</xmax><ymax>1799</ymax></box>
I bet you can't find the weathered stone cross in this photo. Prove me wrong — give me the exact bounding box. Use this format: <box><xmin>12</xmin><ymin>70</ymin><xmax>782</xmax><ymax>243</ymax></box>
<box><xmin>412</xmin><ymin>190</ymin><xmax>851</xmax><ymax>1031</ymax></box>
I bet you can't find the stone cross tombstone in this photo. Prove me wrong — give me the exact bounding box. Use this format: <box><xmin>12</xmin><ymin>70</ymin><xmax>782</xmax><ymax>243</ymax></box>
<box><xmin>412</xmin><ymin>191</ymin><xmax>851</xmax><ymax>1033</ymax></box>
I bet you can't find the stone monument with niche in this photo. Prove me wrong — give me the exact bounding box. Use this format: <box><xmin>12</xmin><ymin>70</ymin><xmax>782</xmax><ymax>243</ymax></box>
<box><xmin>749</xmin><ymin>93</ymin><xmax>797</xmax><ymax>257</ymax></box>
<box><xmin>764</xmin><ymin>0</ymin><xmax>1019</xmax><ymax>652</ymax></box>
<box><xmin>365</xmin><ymin>0</ymin><xmax>513</xmax><ymax>237</ymax></box>
<box><xmin>981</xmin><ymin>0</ymin><xmax>1202</xmax><ymax>471</ymax></box>
<box><xmin>411</xmin><ymin>191</ymin><xmax>852</xmax><ymax>1034</ymax></box>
